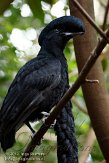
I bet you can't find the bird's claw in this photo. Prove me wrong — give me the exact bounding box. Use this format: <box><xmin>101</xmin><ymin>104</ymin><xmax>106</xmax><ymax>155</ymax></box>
<box><xmin>51</xmin><ymin>119</ymin><xmax>56</xmax><ymax>128</ymax></box>
<box><xmin>41</xmin><ymin>111</ymin><xmax>50</xmax><ymax>117</ymax></box>
<box><xmin>31</xmin><ymin>131</ymin><xmax>36</xmax><ymax>139</ymax></box>
<box><xmin>41</xmin><ymin>111</ymin><xmax>56</xmax><ymax>128</ymax></box>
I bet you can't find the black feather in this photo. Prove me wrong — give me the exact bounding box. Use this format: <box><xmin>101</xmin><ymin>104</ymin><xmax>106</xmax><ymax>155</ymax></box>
<box><xmin>39</xmin><ymin>16</ymin><xmax>85</xmax><ymax>46</ymax></box>
<box><xmin>0</xmin><ymin>16</ymin><xmax>85</xmax><ymax>163</ymax></box>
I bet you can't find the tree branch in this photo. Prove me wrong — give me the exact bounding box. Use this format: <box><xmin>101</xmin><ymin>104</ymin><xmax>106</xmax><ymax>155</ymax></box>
<box><xmin>71</xmin><ymin>0</ymin><xmax>109</xmax><ymax>161</ymax></box>
<box><xmin>73</xmin><ymin>0</ymin><xmax>109</xmax><ymax>43</ymax></box>
<box><xmin>102</xmin><ymin>0</ymin><xmax>109</xmax><ymax>30</ymax></box>
<box><xmin>18</xmin><ymin>27</ymin><xmax>109</xmax><ymax>163</ymax></box>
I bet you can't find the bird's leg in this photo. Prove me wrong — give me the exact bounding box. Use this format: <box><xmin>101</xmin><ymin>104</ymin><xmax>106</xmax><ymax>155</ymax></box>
<box><xmin>26</xmin><ymin>122</ymin><xmax>43</xmax><ymax>144</ymax></box>
<box><xmin>25</xmin><ymin>121</ymin><xmax>36</xmax><ymax>137</ymax></box>
<box><xmin>41</xmin><ymin>112</ymin><xmax>56</xmax><ymax>128</ymax></box>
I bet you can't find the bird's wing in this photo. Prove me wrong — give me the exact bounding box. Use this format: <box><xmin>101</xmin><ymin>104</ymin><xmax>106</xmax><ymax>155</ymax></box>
<box><xmin>0</xmin><ymin>56</ymin><xmax>61</xmax><ymax>133</ymax></box>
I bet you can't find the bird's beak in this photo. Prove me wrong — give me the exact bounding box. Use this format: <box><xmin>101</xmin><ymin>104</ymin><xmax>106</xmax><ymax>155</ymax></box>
<box><xmin>71</xmin><ymin>31</ymin><xmax>84</xmax><ymax>37</ymax></box>
<box><xmin>61</xmin><ymin>31</ymin><xmax>84</xmax><ymax>37</ymax></box>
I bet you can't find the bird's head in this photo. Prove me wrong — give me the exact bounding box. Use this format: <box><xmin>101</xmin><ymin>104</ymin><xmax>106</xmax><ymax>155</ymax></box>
<box><xmin>38</xmin><ymin>16</ymin><xmax>85</xmax><ymax>49</ymax></box>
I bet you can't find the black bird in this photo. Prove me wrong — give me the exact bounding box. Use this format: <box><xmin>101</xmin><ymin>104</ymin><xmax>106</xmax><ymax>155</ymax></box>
<box><xmin>0</xmin><ymin>16</ymin><xmax>85</xmax><ymax>160</ymax></box>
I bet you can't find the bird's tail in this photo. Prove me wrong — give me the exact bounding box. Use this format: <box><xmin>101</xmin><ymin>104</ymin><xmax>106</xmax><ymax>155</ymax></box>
<box><xmin>54</xmin><ymin>101</ymin><xmax>78</xmax><ymax>163</ymax></box>
<box><xmin>0</xmin><ymin>114</ymin><xmax>15</xmax><ymax>152</ymax></box>
<box><xmin>0</xmin><ymin>130</ymin><xmax>15</xmax><ymax>152</ymax></box>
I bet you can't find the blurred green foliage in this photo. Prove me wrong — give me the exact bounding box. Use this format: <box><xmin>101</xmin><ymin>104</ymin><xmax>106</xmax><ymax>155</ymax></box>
<box><xmin>0</xmin><ymin>0</ymin><xmax>109</xmax><ymax>162</ymax></box>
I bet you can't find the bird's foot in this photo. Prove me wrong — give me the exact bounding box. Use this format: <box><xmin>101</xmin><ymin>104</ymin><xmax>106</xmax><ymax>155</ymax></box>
<box><xmin>41</xmin><ymin>111</ymin><xmax>50</xmax><ymax>125</ymax></box>
<box><xmin>41</xmin><ymin>111</ymin><xmax>56</xmax><ymax>128</ymax></box>
<box><xmin>31</xmin><ymin>131</ymin><xmax>36</xmax><ymax>138</ymax></box>
<box><xmin>41</xmin><ymin>111</ymin><xmax>50</xmax><ymax>117</ymax></box>
<box><xmin>50</xmin><ymin>119</ymin><xmax>56</xmax><ymax>128</ymax></box>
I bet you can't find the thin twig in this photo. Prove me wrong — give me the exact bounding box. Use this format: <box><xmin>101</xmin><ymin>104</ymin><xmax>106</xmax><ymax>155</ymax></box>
<box><xmin>72</xmin><ymin>97</ymin><xmax>88</xmax><ymax>115</ymax></box>
<box><xmin>99</xmin><ymin>0</ymin><xmax>106</xmax><ymax>8</ymax></box>
<box><xmin>18</xmin><ymin>28</ymin><xmax>109</xmax><ymax>163</ymax></box>
<box><xmin>73</xmin><ymin>0</ymin><xmax>109</xmax><ymax>43</ymax></box>
<box><xmin>100</xmin><ymin>161</ymin><xmax>106</xmax><ymax>163</ymax></box>
<box><xmin>102</xmin><ymin>0</ymin><xmax>109</xmax><ymax>30</ymax></box>
<box><xmin>79</xmin><ymin>127</ymin><xmax>96</xmax><ymax>163</ymax></box>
